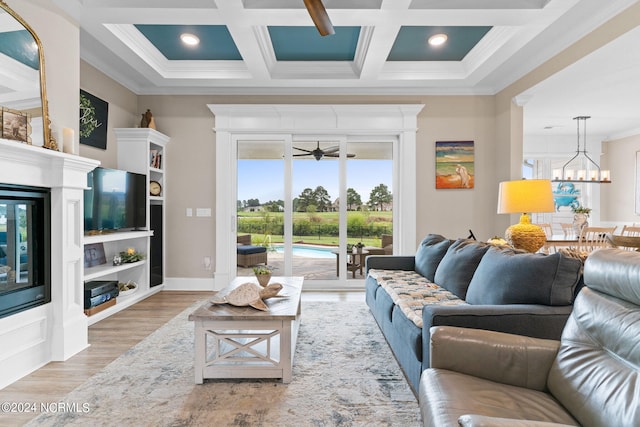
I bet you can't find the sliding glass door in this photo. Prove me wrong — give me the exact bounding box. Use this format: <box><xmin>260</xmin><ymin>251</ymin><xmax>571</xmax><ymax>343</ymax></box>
<box><xmin>235</xmin><ymin>137</ymin><xmax>394</xmax><ymax>287</ymax></box>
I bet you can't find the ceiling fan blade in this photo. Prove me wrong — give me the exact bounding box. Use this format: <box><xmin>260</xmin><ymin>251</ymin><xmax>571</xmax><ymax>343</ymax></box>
<box><xmin>324</xmin><ymin>152</ymin><xmax>356</xmax><ymax>158</ymax></box>
<box><xmin>303</xmin><ymin>0</ymin><xmax>335</xmax><ymax>36</ymax></box>
<box><xmin>322</xmin><ymin>145</ymin><xmax>340</xmax><ymax>153</ymax></box>
<box><xmin>293</xmin><ymin>147</ymin><xmax>313</xmax><ymax>153</ymax></box>
<box><xmin>293</xmin><ymin>153</ymin><xmax>312</xmax><ymax>157</ymax></box>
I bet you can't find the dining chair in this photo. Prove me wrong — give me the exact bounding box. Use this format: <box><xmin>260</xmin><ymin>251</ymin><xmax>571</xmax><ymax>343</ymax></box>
<box><xmin>621</xmin><ymin>225</ymin><xmax>640</xmax><ymax>237</ymax></box>
<box><xmin>576</xmin><ymin>226</ymin><xmax>617</xmax><ymax>253</ymax></box>
<box><xmin>560</xmin><ymin>223</ymin><xmax>575</xmax><ymax>239</ymax></box>
<box><xmin>535</xmin><ymin>223</ymin><xmax>554</xmax><ymax>253</ymax></box>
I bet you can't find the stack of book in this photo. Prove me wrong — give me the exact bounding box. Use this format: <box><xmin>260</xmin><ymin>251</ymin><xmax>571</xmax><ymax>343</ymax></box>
<box><xmin>84</xmin><ymin>280</ymin><xmax>120</xmax><ymax>316</ymax></box>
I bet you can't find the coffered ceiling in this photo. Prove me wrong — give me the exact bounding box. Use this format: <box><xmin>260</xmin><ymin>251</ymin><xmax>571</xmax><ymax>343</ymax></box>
<box><xmin>51</xmin><ymin>0</ymin><xmax>640</xmax><ymax>139</ymax></box>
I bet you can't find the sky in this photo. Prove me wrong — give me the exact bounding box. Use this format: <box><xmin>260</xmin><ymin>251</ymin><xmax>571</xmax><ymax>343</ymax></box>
<box><xmin>237</xmin><ymin>159</ymin><xmax>392</xmax><ymax>204</ymax></box>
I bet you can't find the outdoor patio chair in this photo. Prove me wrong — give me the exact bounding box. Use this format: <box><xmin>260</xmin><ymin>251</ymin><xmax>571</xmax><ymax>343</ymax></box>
<box><xmin>364</xmin><ymin>234</ymin><xmax>393</xmax><ymax>256</ymax></box>
<box><xmin>237</xmin><ymin>234</ymin><xmax>268</xmax><ymax>267</ymax></box>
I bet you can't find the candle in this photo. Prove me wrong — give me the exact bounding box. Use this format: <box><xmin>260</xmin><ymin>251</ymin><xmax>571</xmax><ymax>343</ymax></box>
<box><xmin>601</xmin><ymin>170</ymin><xmax>610</xmax><ymax>181</ymax></box>
<box><xmin>565</xmin><ymin>169</ymin><xmax>574</xmax><ymax>180</ymax></box>
<box><xmin>577</xmin><ymin>170</ymin><xmax>586</xmax><ymax>180</ymax></box>
<box><xmin>63</xmin><ymin>128</ymin><xmax>75</xmax><ymax>154</ymax></box>
<box><xmin>590</xmin><ymin>170</ymin><xmax>598</xmax><ymax>180</ymax></box>
<box><xmin>553</xmin><ymin>169</ymin><xmax>561</xmax><ymax>180</ymax></box>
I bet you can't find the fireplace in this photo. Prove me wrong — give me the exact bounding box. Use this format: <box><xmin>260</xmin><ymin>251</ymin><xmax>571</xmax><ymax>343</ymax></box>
<box><xmin>0</xmin><ymin>139</ymin><xmax>99</xmax><ymax>388</ymax></box>
<box><xmin>0</xmin><ymin>184</ymin><xmax>51</xmax><ymax>318</ymax></box>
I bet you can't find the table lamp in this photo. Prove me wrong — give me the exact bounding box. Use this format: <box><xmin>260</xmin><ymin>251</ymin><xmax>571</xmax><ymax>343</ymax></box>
<box><xmin>497</xmin><ymin>179</ymin><xmax>555</xmax><ymax>252</ymax></box>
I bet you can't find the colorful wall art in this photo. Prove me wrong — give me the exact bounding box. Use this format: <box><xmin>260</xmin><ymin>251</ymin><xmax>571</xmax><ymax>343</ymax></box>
<box><xmin>435</xmin><ymin>141</ymin><xmax>474</xmax><ymax>189</ymax></box>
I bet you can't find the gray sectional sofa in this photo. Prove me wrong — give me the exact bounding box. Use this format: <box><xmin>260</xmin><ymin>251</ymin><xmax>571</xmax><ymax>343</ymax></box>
<box><xmin>419</xmin><ymin>248</ymin><xmax>640</xmax><ymax>427</ymax></box>
<box><xmin>365</xmin><ymin>234</ymin><xmax>583</xmax><ymax>395</ymax></box>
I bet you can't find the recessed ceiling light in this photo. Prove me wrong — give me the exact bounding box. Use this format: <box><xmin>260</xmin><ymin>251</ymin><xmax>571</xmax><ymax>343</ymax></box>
<box><xmin>428</xmin><ymin>34</ymin><xmax>448</xmax><ymax>47</ymax></box>
<box><xmin>180</xmin><ymin>33</ymin><xmax>200</xmax><ymax>46</ymax></box>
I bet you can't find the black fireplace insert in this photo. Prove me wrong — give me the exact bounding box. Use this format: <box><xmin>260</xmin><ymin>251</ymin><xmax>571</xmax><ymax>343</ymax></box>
<box><xmin>0</xmin><ymin>184</ymin><xmax>51</xmax><ymax>318</ymax></box>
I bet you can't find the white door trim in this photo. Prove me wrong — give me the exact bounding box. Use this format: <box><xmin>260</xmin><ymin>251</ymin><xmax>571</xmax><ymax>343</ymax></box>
<box><xmin>209</xmin><ymin>104</ymin><xmax>424</xmax><ymax>290</ymax></box>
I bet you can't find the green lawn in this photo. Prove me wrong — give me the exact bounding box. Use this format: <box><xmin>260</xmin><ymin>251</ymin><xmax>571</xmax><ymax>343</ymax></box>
<box><xmin>238</xmin><ymin>210</ymin><xmax>392</xmax><ymax>247</ymax></box>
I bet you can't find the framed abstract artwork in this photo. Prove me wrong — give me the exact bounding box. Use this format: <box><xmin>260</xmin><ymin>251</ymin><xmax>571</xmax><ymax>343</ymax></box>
<box><xmin>79</xmin><ymin>89</ymin><xmax>108</xmax><ymax>149</ymax></box>
<box><xmin>435</xmin><ymin>141</ymin><xmax>474</xmax><ymax>189</ymax></box>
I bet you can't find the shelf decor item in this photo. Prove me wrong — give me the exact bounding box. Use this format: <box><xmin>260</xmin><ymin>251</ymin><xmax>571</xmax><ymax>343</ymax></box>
<box><xmin>84</xmin><ymin>243</ymin><xmax>107</xmax><ymax>268</ymax></box>
<box><xmin>118</xmin><ymin>280</ymin><xmax>138</xmax><ymax>296</ymax></box>
<box><xmin>253</xmin><ymin>265</ymin><xmax>272</xmax><ymax>287</ymax></box>
<box><xmin>119</xmin><ymin>247</ymin><xmax>144</xmax><ymax>263</ymax></box>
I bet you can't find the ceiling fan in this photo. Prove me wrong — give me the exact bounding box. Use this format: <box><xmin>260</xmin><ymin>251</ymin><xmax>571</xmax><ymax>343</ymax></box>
<box><xmin>293</xmin><ymin>142</ymin><xmax>355</xmax><ymax>161</ymax></box>
<box><xmin>303</xmin><ymin>0</ymin><xmax>335</xmax><ymax>36</ymax></box>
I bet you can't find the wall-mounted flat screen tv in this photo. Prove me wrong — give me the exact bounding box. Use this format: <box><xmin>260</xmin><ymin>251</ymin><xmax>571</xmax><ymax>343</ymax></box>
<box><xmin>84</xmin><ymin>167</ymin><xmax>146</xmax><ymax>232</ymax></box>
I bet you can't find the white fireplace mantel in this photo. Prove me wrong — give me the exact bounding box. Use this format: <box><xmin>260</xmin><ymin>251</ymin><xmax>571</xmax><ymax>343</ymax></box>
<box><xmin>0</xmin><ymin>139</ymin><xmax>99</xmax><ymax>389</ymax></box>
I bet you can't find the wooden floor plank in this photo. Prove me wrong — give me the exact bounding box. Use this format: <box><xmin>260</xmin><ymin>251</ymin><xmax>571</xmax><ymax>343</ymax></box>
<box><xmin>0</xmin><ymin>291</ymin><xmax>209</xmax><ymax>427</ymax></box>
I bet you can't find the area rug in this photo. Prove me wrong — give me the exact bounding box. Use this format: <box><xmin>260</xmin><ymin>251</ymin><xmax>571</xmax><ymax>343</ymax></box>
<box><xmin>27</xmin><ymin>300</ymin><xmax>421</xmax><ymax>426</ymax></box>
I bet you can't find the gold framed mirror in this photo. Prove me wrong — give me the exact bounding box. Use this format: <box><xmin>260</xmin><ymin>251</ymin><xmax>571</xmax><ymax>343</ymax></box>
<box><xmin>0</xmin><ymin>0</ymin><xmax>52</xmax><ymax>148</ymax></box>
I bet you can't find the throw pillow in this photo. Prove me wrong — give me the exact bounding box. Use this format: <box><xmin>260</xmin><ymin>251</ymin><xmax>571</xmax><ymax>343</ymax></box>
<box><xmin>414</xmin><ymin>234</ymin><xmax>452</xmax><ymax>282</ymax></box>
<box><xmin>465</xmin><ymin>247</ymin><xmax>582</xmax><ymax>306</ymax></box>
<box><xmin>433</xmin><ymin>239</ymin><xmax>491</xmax><ymax>299</ymax></box>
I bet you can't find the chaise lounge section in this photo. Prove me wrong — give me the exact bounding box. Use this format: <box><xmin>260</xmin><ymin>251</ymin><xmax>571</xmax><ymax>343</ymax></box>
<box><xmin>365</xmin><ymin>234</ymin><xmax>583</xmax><ymax>395</ymax></box>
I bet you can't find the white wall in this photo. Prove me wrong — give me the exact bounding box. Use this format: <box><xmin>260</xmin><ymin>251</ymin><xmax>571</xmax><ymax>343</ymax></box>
<box><xmin>132</xmin><ymin>94</ymin><xmax>508</xmax><ymax>281</ymax></box>
<box><xmin>601</xmin><ymin>134</ymin><xmax>640</xmax><ymax>223</ymax></box>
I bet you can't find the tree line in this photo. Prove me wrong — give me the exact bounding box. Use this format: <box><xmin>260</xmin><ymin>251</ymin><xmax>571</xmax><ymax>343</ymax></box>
<box><xmin>238</xmin><ymin>183</ymin><xmax>392</xmax><ymax>212</ymax></box>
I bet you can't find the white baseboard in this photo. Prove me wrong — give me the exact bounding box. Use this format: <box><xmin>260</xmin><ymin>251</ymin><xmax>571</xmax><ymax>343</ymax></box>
<box><xmin>163</xmin><ymin>277</ymin><xmax>216</xmax><ymax>291</ymax></box>
<box><xmin>163</xmin><ymin>277</ymin><xmax>367</xmax><ymax>292</ymax></box>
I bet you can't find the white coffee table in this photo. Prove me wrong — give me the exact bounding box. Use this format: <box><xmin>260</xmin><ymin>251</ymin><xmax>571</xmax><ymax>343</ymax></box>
<box><xmin>188</xmin><ymin>276</ymin><xmax>303</xmax><ymax>384</ymax></box>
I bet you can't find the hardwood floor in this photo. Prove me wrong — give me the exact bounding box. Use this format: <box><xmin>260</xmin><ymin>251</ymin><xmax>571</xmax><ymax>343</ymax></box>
<box><xmin>0</xmin><ymin>290</ymin><xmax>364</xmax><ymax>426</ymax></box>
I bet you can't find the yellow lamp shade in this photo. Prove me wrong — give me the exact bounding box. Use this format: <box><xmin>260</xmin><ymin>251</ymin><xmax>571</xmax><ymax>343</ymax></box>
<box><xmin>497</xmin><ymin>179</ymin><xmax>555</xmax><ymax>215</ymax></box>
<box><xmin>497</xmin><ymin>179</ymin><xmax>555</xmax><ymax>252</ymax></box>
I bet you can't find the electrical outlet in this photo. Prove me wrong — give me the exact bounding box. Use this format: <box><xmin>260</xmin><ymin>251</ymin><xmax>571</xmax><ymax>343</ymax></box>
<box><xmin>203</xmin><ymin>256</ymin><xmax>212</xmax><ymax>270</ymax></box>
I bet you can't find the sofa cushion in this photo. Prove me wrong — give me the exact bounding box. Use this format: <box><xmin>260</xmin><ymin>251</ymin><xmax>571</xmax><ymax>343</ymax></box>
<box><xmin>368</xmin><ymin>269</ymin><xmax>466</xmax><ymax>328</ymax></box>
<box><xmin>465</xmin><ymin>247</ymin><xmax>582</xmax><ymax>306</ymax></box>
<box><xmin>414</xmin><ymin>234</ymin><xmax>452</xmax><ymax>281</ymax></box>
<box><xmin>433</xmin><ymin>239</ymin><xmax>491</xmax><ymax>299</ymax></box>
<box><xmin>237</xmin><ymin>245</ymin><xmax>267</xmax><ymax>255</ymax></box>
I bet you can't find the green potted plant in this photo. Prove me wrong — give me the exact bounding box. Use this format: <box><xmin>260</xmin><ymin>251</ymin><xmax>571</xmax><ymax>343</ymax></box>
<box><xmin>119</xmin><ymin>247</ymin><xmax>144</xmax><ymax>263</ymax></box>
<box><xmin>253</xmin><ymin>265</ymin><xmax>273</xmax><ymax>287</ymax></box>
<box><xmin>571</xmin><ymin>206</ymin><xmax>592</xmax><ymax>217</ymax></box>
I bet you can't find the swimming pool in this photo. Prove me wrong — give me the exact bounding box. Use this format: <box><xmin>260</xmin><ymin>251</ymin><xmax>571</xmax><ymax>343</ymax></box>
<box><xmin>272</xmin><ymin>244</ymin><xmax>336</xmax><ymax>259</ymax></box>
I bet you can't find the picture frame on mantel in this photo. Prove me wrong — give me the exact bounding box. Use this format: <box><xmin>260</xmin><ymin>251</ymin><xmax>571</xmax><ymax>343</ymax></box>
<box><xmin>435</xmin><ymin>141</ymin><xmax>475</xmax><ymax>189</ymax></box>
<box><xmin>2</xmin><ymin>108</ymin><xmax>31</xmax><ymax>144</ymax></box>
<box><xmin>79</xmin><ymin>89</ymin><xmax>108</xmax><ymax>149</ymax></box>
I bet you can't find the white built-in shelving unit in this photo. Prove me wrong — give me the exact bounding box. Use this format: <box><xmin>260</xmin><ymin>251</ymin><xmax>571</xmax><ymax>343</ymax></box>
<box><xmin>81</xmin><ymin>128</ymin><xmax>169</xmax><ymax>325</ymax></box>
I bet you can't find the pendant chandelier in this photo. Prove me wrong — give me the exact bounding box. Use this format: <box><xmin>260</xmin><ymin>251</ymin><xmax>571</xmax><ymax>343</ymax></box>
<box><xmin>552</xmin><ymin>116</ymin><xmax>611</xmax><ymax>184</ymax></box>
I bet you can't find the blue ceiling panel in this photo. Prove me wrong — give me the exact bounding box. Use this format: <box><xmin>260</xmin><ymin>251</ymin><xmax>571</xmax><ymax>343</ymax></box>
<box><xmin>387</xmin><ymin>26</ymin><xmax>492</xmax><ymax>61</ymax></box>
<box><xmin>135</xmin><ymin>25</ymin><xmax>242</xmax><ymax>60</ymax></box>
<box><xmin>0</xmin><ymin>30</ymin><xmax>39</xmax><ymax>70</ymax></box>
<box><xmin>268</xmin><ymin>26</ymin><xmax>361</xmax><ymax>61</ymax></box>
